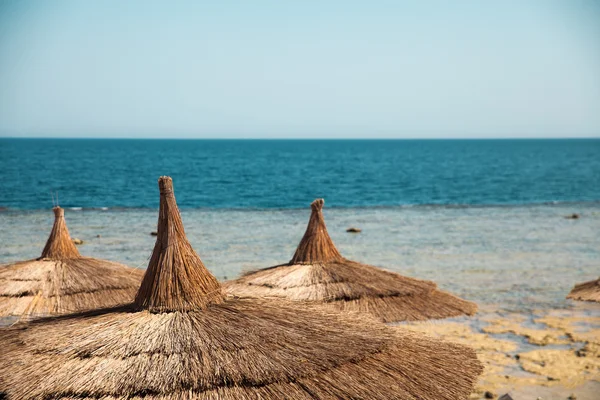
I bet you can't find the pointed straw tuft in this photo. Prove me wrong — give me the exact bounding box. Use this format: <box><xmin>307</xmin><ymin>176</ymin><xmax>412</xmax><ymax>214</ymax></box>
<box><xmin>290</xmin><ymin>198</ymin><xmax>342</xmax><ymax>264</ymax></box>
<box><xmin>39</xmin><ymin>206</ymin><xmax>80</xmax><ymax>260</ymax></box>
<box><xmin>134</xmin><ymin>176</ymin><xmax>224</xmax><ymax>312</ymax></box>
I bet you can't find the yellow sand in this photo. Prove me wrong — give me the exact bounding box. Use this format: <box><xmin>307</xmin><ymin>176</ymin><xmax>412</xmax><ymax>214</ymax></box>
<box><xmin>400</xmin><ymin>306</ymin><xmax>600</xmax><ymax>399</ymax></box>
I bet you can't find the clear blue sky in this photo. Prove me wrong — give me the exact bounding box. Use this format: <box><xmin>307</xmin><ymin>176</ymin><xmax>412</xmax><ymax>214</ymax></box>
<box><xmin>0</xmin><ymin>0</ymin><xmax>599</xmax><ymax>138</ymax></box>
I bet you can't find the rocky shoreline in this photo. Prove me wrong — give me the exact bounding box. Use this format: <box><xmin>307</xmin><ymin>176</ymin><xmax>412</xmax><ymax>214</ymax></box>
<box><xmin>400</xmin><ymin>303</ymin><xmax>600</xmax><ymax>400</ymax></box>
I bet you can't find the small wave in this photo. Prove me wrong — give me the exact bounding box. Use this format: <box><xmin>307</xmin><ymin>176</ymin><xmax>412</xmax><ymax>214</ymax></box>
<box><xmin>3</xmin><ymin>199</ymin><xmax>600</xmax><ymax>212</ymax></box>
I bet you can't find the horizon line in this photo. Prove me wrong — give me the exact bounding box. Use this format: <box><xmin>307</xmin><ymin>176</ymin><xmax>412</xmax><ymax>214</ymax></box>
<box><xmin>1</xmin><ymin>136</ymin><xmax>600</xmax><ymax>140</ymax></box>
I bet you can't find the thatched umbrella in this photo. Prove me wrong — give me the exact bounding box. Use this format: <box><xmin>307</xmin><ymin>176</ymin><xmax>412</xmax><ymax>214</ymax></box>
<box><xmin>567</xmin><ymin>277</ymin><xmax>600</xmax><ymax>302</ymax></box>
<box><xmin>0</xmin><ymin>206</ymin><xmax>144</xmax><ymax>320</ymax></box>
<box><xmin>0</xmin><ymin>177</ymin><xmax>482</xmax><ymax>400</ymax></box>
<box><xmin>225</xmin><ymin>198</ymin><xmax>477</xmax><ymax>322</ymax></box>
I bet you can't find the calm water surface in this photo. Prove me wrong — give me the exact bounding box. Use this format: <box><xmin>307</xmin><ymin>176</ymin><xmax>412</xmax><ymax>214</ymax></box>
<box><xmin>1</xmin><ymin>139</ymin><xmax>599</xmax><ymax>209</ymax></box>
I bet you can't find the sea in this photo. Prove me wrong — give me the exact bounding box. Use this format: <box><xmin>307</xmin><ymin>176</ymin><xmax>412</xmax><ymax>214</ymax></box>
<box><xmin>1</xmin><ymin>138</ymin><xmax>599</xmax><ymax>312</ymax></box>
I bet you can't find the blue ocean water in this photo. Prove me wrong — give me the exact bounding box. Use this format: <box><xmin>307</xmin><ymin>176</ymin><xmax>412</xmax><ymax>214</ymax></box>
<box><xmin>1</xmin><ymin>139</ymin><xmax>600</xmax><ymax>312</ymax></box>
<box><xmin>0</xmin><ymin>138</ymin><xmax>599</xmax><ymax>210</ymax></box>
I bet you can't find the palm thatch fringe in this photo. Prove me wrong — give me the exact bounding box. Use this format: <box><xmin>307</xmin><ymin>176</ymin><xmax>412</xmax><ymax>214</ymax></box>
<box><xmin>225</xmin><ymin>198</ymin><xmax>477</xmax><ymax>322</ymax></box>
<box><xmin>0</xmin><ymin>207</ymin><xmax>143</xmax><ymax>319</ymax></box>
<box><xmin>0</xmin><ymin>300</ymin><xmax>482</xmax><ymax>400</ymax></box>
<box><xmin>567</xmin><ymin>277</ymin><xmax>600</xmax><ymax>303</ymax></box>
<box><xmin>228</xmin><ymin>260</ymin><xmax>435</xmax><ymax>301</ymax></box>
<box><xmin>0</xmin><ymin>177</ymin><xmax>483</xmax><ymax>400</ymax></box>
<box><xmin>329</xmin><ymin>287</ymin><xmax>478</xmax><ymax>322</ymax></box>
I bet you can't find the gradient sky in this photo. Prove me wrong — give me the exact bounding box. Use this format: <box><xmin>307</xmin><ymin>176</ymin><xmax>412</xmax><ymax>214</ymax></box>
<box><xmin>0</xmin><ymin>0</ymin><xmax>599</xmax><ymax>138</ymax></box>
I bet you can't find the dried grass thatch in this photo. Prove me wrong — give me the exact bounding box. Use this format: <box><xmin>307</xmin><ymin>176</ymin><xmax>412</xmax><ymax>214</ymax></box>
<box><xmin>0</xmin><ymin>177</ymin><xmax>482</xmax><ymax>400</ymax></box>
<box><xmin>0</xmin><ymin>207</ymin><xmax>144</xmax><ymax>320</ymax></box>
<box><xmin>226</xmin><ymin>198</ymin><xmax>477</xmax><ymax>322</ymax></box>
<box><xmin>567</xmin><ymin>277</ymin><xmax>600</xmax><ymax>302</ymax></box>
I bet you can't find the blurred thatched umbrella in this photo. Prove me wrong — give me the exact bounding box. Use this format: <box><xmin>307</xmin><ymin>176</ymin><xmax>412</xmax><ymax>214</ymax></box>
<box><xmin>226</xmin><ymin>198</ymin><xmax>477</xmax><ymax>322</ymax></box>
<box><xmin>567</xmin><ymin>277</ymin><xmax>600</xmax><ymax>302</ymax></box>
<box><xmin>0</xmin><ymin>177</ymin><xmax>482</xmax><ymax>400</ymax></box>
<box><xmin>0</xmin><ymin>206</ymin><xmax>143</xmax><ymax>320</ymax></box>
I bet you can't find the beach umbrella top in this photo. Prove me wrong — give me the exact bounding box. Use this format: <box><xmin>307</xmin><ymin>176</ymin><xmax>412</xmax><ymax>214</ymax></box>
<box><xmin>0</xmin><ymin>177</ymin><xmax>482</xmax><ymax>400</ymax></box>
<box><xmin>40</xmin><ymin>206</ymin><xmax>81</xmax><ymax>259</ymax></box>
<box><xmin>567</xmin><ymin>277</ymin><xmax>600</xmax><ymax>303</ymax></box>
<box><xmin>0</xmin><ymin>206</ymin><xmax>143</xmax><ymax>319</ymax></box>
<box><xmin>290</xmin><ymin>198</ymin><xmax>343</xmax><ymax>264</ymax></box>
<box><xmin>226</xmin><ymin>198</ymin><xmax>477</xmax><ymax>322</ymax></box>
<box><xmin>134</xmin><ymin>176</ymin><xmax>225</xmax><ymax>312</ymax></box>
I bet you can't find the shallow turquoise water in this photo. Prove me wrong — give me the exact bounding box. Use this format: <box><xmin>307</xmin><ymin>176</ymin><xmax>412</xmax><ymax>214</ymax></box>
<box><xmin>1</xmin><ymin>203</ymin><xmax>598</xmax><ymax>312</ymax></box>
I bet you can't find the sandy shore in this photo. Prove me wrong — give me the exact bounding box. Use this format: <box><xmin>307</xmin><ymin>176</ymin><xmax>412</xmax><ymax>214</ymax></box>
<box><xmin>399</xmin><ymin>302</ymin><xmax>600</xmax><ymax>400</ymax></box>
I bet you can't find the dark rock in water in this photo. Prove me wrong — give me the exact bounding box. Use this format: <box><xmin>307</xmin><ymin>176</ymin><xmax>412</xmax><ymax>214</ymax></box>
<box><xmin>498</xmin><ymin>394</ymin><xmax>514</xmax><ymax>400</ymax></box>
<box><xmin>72</xmin><ymin>238</ymin><xmax>84</xmax><ymax>245</ymax></box>
<box><xmin>150</xmin><ymin>231</ymin><xmax>158</xmax><ymax>236</ymax></box>
<box><xmin>346</xmin><ymin>227</ymin><xmax>362</xmax><ymax>233</ymax></box>
<box><xmin>484</xmin><ymin>391</ymin><xmax>495</xmax><ymax>399</ymax></box>
<box><xmin>96</xmin><ymin>234</ymin><xmax>101</xmax><ymax>238</ymax></box>
<box><xmin>564</xmin><ymin>213</ymin><xmax>580</xmax><ymax>219</ymax></box>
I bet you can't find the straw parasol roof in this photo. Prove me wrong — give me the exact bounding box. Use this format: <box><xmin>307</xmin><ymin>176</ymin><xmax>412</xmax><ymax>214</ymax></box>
<box><xmin>225</xmin><ymin>198</ymin><xmax>477</xmax><ymax>322</ymax></box>
<box><xmin>567</xmin><ymin>277</ymin><xmax>600</xmax><ymax>302</ymax></box>
<box><xmin>0</xmin><ymin>206</ymin><xmax>144</xmax><ymax>320</ymax></box>
<box><xmin>0</xmin><ymin>177</ymin><xmax>482</xmax><ymax>400</ymax></box>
